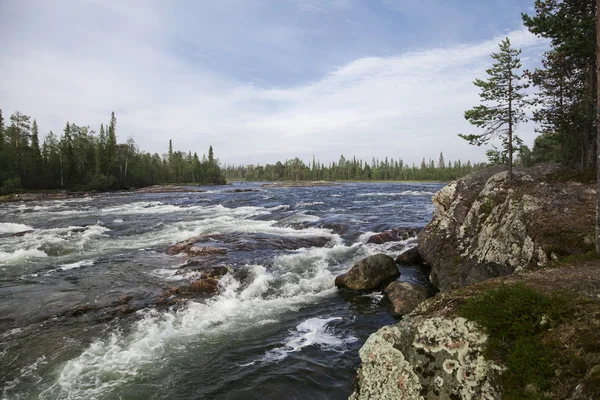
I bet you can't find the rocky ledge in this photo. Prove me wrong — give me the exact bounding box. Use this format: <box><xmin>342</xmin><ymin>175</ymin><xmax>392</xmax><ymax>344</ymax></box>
<box><xmin>349</xmin><ymin>165</ymin><xmax>600</xmax><ymax>399</ymax></box>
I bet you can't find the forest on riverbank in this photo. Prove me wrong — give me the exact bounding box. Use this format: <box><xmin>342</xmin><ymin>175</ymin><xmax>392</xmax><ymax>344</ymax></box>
<box><xmin>0</xmin><ymin>110</ymin><xmax>226</xmax><ymax>193</ymax></box>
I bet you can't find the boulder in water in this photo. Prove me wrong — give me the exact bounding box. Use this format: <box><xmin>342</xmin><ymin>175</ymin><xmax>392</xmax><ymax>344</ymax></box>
<box><xmin>189</xmin><ymin>278</ymin><xmax>220</xmax><ymax>294</ymax></box>
<box><xmin>384</xmin><ymin>281</ymin><xmax>430</xmax><ymax>316</ymax></box>
<box><xmin>395</xmin><ymin>247</ymin><xmax>421</xmax><ymax>265</ymax></box>
<box><xmin>367</xmin><ymin>227</ymin><xmax>421</xmax><ymax>244</ymax></box>
<box><xmin>335</xmin><ymin>254</ymin><xmax>399</xmax><ymax>291</ymax></box>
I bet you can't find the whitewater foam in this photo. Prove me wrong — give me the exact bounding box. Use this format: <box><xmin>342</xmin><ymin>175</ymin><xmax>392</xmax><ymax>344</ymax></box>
<box><xmin>0</xmin><ymin>248</ymin><xmax>48</xmax><ymax>264</ymax></box>
<box><xmin>0</xmin><ymin>223</ymin><xmax>34</xmax><ymax>235</ymax></box>
<box><xmin>59</xmin><ymin>259</ymin><xmax>95</xmax><ymax>271</ymax></box>
<box><xmin>258</xmin><ymin>317</ymin><xmax>357</xmax><ymax>363</ymax></box>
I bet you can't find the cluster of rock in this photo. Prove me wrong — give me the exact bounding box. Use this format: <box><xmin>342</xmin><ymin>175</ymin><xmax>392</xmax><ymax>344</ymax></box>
<box><xmin>347</xmin><ymin>165</ymin><xmax>599</xmax><ymax>399</ymax></box>
<box><xmin>335</xmin><ymin>226</ymin><xmax>432</xmax><ymax>317</ymax></box>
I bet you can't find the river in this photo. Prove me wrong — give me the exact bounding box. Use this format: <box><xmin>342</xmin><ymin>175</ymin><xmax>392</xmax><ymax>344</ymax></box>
<box><xmin>0</xmin><ymin>181</ymin><xmax>442</xmax><ymax>400</ymax></box>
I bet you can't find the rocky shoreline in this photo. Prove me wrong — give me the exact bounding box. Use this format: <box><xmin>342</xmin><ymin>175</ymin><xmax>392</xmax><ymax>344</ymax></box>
<box><xmin>345</xmin><ymin>164</ymin><xmax>600</xmax><ymax>399</ymax></box>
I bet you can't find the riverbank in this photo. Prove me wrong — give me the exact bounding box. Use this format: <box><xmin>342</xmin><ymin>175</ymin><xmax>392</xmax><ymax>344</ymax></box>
<box><xmin>349</xmin><ymin>164</ymin><xmax>600</xmax><ymax>399</ymax></box>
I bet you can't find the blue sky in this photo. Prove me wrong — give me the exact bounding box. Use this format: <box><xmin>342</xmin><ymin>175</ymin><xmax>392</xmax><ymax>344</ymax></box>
<box><xmin>0</xmin><ymin>0</ymin><xmax>547</xmax><ymax>166</ymax></box>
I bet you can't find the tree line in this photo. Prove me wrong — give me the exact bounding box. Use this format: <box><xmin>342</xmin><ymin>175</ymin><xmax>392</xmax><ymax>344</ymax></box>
<box><xmin>223</xmin><ymin>153</ymin><xmax>487</xmax><ymax>182</ymax></box>
<box><xmin>0</xmin><ymin>109</ymin><xmax>225</xmax><ymax>193</ymax></box>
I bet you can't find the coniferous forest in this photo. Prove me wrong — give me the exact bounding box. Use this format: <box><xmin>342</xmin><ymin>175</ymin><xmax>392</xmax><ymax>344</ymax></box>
<box><xmin>0</xmin><ymin>110</ymin><xmax>226</xmax><ymax>194</ymax></box>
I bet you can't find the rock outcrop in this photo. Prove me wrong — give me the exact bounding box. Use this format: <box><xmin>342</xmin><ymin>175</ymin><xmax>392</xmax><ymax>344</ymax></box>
<box><xmin>350</xmin><ymin>262</ymin><xmax>600</xmax><ymax>399</ymax></box>
<box><xmin>335</xmin><ymin>254</ymin><xmax>399</xmax><ymax>291</ymax></box>
<box><xmin>384</xmin><ymin>281</ymin><xmax>430</xmax><ymax>316</ymax></box>
<box><xmin>418</xmin><ymin>164</ymin><xmax>595</xmax><ymax>292</ymax></box>
<box><xmin>350</xmin><ymin>315</ymin><xmax>501</xmax><ymax>400</ymax></box>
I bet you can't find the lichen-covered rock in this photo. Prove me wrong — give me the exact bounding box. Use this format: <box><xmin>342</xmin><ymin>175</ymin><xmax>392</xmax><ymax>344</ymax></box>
<box><xmin>335</xmin><ymin>254</ymin><xmax>399</xmax><ymax>291</ymax></box>
<box><xmin>418</xmin><ymin>164</ymin><xmax>595</xmax><ymax>291</ymax></box>
<box><xmin>350</xmin><ymin>316</ymin><xmax>502</xmax><ymax>400</ymax></box>
<box><xmin>384</xmin><ymin>282</ymin><xmax>430</xmax><ymax>316</ymax></box>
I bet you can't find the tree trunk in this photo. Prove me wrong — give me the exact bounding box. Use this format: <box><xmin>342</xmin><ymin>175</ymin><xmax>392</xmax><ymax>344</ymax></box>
<box><xmin>508</xmin><ymin>70</ymin><xmax>513</xmax><ymax>183</ymax></box>
<box><xmin>596</xmin><ymin>0</ymin><xmax>600</xmax><ymax>253</ymax></box>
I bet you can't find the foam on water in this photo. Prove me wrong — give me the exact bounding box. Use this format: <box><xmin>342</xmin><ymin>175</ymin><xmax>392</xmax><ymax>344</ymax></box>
<box><xmin>257</xmin><ymin>317</ymin><xmax>357</xmax><ymax>363</ymax></box>
<box><xmin>59</xmin><ymin>259</ymin><xmax>95</xmax><ymax>271</ymax></box>
<box><xmin>38</xmin><ymin>240</ymin><xmax>356</xmax><ymax>399</ymax></box>
<box><xmin>0</xmin><ymin>223</ymin><xmax>34</xmax><ymax>235</ymax></box>
<box><xmin>0</xmin><ymin>248</ymin><xmax>48</xmax><ymax>263</ymax></box>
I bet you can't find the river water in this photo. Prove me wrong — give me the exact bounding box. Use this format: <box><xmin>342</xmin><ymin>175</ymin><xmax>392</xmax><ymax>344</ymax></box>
<box><xmin>0</xmin><ymin>181</ymin><xmax>442</xmax><ymax>400</ymax></box>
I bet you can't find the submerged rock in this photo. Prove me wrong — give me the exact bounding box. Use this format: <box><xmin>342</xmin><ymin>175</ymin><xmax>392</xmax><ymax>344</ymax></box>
<box><xmin>229</xmin><ymin>188</ymin><xmax>258</xmax><ymax>193</ymax></box>
<box><xmin>335</xmin><ymin>254</ymin><xmax>399</xmax><ymax>291</ymax></box>
<box><xmin>367</xmin><ymin>227</ymin><xmax>421</xmax><ymax>244</ymax></box>
<box><xmin>384</xmin><ymin>281</ymin><xmax>430</xmax><ymax>316</ymax></box>
<box><xmin>188</xmin><ymin>246</ymin><xmax>227</xmax><ymax>257</ymax></box>
<box><xmin>418</xmin><ymin>164</ymin><xmax>595</xmax><ymax>292</ymax></box>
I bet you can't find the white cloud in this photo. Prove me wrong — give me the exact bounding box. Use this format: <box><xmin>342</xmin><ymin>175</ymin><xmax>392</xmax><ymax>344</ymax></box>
<box><xmin>0</xmin><ymin>1</ymin><xmax>548</xmax><ymax>166</ymax></box>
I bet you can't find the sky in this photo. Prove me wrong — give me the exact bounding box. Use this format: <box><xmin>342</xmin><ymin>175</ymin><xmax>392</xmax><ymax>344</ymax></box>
<box><xmin>0</xmin><ymin>0</ymin><xmax>548</xmax><ymax>166</ymax></box>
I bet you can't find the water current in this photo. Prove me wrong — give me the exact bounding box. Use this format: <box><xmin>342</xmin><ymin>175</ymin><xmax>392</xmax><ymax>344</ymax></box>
<box><xmin>0</xmin><ymin>181</ymin><xmax>443</xmax><ymax>400</ymax></box>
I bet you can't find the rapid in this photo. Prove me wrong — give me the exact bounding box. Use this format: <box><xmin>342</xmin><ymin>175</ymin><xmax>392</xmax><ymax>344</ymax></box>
<box><xmin>0</xmin><ymin>181</ymin><xmax>442</xmax><ymax>400</ymax></box>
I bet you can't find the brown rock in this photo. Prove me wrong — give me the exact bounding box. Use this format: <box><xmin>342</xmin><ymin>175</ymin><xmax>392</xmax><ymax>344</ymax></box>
<box><xmin>188</xmin><ymin>246</ymin><xmax>227</xmax><ymax>257</ymax></box>
<box><xmin>384</xmin><ymin>281</ymin><xmax>430</xmax><ymax>316</ymax></box>
<box><xmin>367</xmin><ymin>227</ymin><xmax>421</xmax><ymax>244</ymax></box>
<box><xmin>335</xmin><ymin>254</ymin><xmax>399</xmax><ymax>291</ymax></box>
<box><xmin>395</xmin><ymin>247</ymin><xmax>422</xmax><ymax>265</ymax></box>
<box><xmin>189</xmin><ymin>278</ymin><xmax>219</xmax><ymax>294</ymax></box>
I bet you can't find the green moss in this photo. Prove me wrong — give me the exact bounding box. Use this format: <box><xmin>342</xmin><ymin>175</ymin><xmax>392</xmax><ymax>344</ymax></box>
<box><xmin>554</xmin><ymin>250</ymin><xmax>600</xmax><ymax>265</ymax></box>
<box><xmin>459</xmin><ymin>283</ymin><xmax>571</xmax><ymax>399</ymax></box>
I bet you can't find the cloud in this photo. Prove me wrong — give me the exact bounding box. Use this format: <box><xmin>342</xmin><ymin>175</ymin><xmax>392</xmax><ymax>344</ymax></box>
<box><xmin>0</xmin><ymin>1</ymin><xmax>547</xmax><ymax>166</ymax></box>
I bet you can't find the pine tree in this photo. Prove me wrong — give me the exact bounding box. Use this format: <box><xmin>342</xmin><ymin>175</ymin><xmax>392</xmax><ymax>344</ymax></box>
<box><xmin>208</xmin><ymin>145</ymin><xmax>214</xmax><ymax>164</ymax></box>
<box><xmin>459</xmin><ymin>38</ymin><xmax>529</xmax><ymax>182</ymax></box>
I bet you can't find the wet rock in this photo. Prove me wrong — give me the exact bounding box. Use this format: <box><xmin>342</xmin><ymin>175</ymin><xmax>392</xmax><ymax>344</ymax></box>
<box><xmin>189</xmin><ymin>278</ymin><xmax>219</xmax><ymax>294</ymax></box>
<box><xmin>167</xmin><ymin>235</ymin><xmax>204</xmax><ymax>255</ymax></box>
<box><xmin>418</xmin><ymin>163</ymin><xmax>595</xmax><ymax>292</ymax></box>
<box><xmin>367</xmin><ymin>227</ymin><xmax>421</xmax><ymax>244</ymax></box>
<box><xmin>229</xmin><ymin>189</ymin><xmax>258</xmax><ymax>193</ymax></box>
<box><xmin>384</xmin><ymin>281</ymin><xmax>430</xmax><ymax>316</ymax></box>
<box><xmin>12</xmin><ymin>230</ymin><xmax>34</xmax><ymax>237</ymax></box>
<box><xmin>188</xmin><ymin>246</ymin><xmax>227</xmax><ymax>257</ymax></box>
<box><xmin>335</xmin><ymin>254</ymin><xmax>399</xmax><ymax>291</ymax></box>
<box><xmin>395</xmin><ymin>247</ymin><xmax>421</xmax><ymax>265</ymax></box>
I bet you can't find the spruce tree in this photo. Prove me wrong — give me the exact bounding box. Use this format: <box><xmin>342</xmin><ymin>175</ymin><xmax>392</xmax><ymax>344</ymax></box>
<box><xmin>30</xmin><ymin>119</ymin><xmax>42</xmax><ymax>187</ymax></box>
<box><xmin>106</xmin><ymin>112</ymin><xmax>117</xmax><ymax>175</ymax></box>
<box><xmin>459</xmin><ymin>38</ymin><xmax>528</xmax><ymax>182</ymax></box>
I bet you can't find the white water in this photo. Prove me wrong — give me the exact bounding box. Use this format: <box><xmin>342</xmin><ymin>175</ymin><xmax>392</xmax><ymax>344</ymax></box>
<box><xmin>0</xmin><ymin>202</ymin><xmax>336</xmax><ymax>268</ymax></box>
<box><xmin>0</xmin><ymin>222</ymin><xmax>34</xmax><ymax>235</ymax></box>
<box><xmin>258</xmin><ymin>317</ymin><xmax>357</xmax><ymax>363</ymax></box>
<box><xmin>37</xmin><ymin>236</ymin><xmax>365</xmax><ymax>399</ymax></box>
